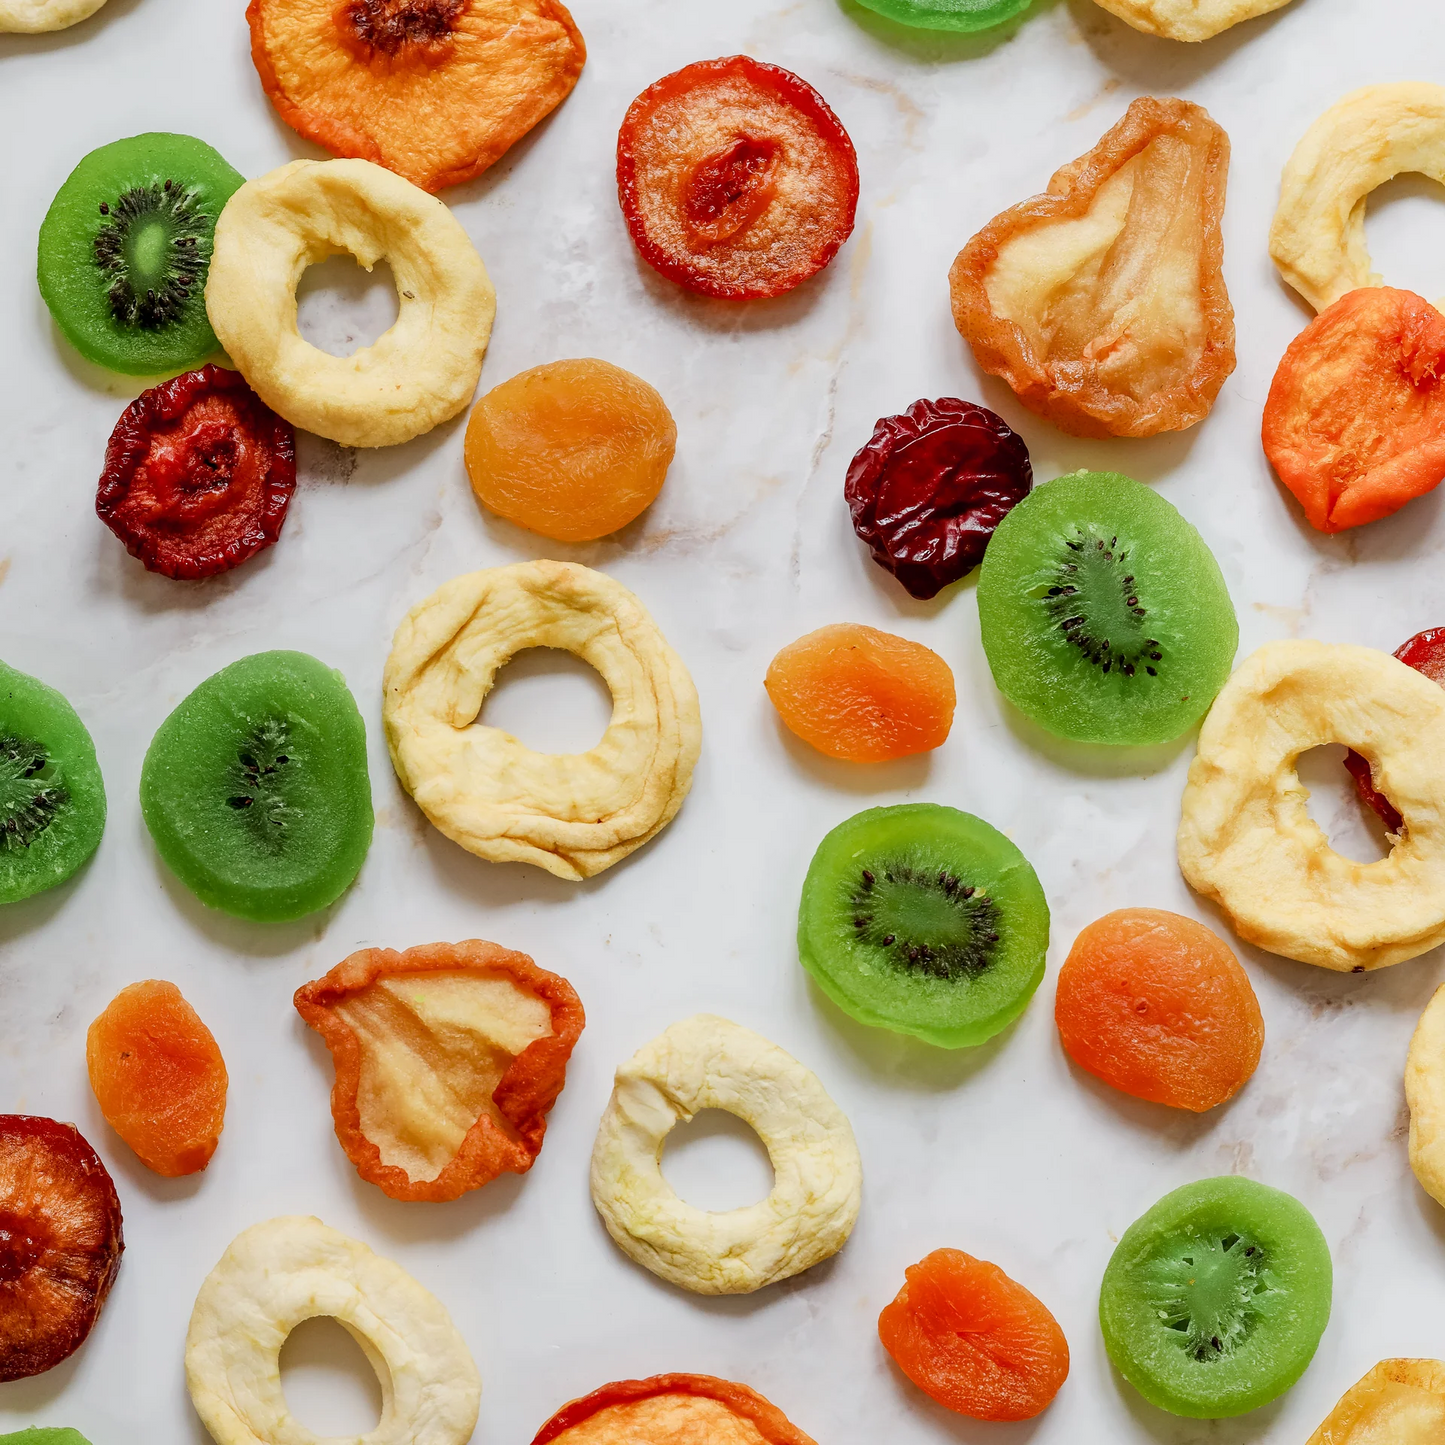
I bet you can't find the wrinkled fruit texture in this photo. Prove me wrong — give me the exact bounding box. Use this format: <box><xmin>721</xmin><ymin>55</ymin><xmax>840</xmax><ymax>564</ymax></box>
<box><xmin>247</xmin><ymin>0</ymin><xmax>586</xmax><ymax>192</ymax></box>
<box><xmin>617</xmin><ymin>56</ymin><xmax>859</xmax><ymax>300</ymax></box>
<box><xmin>86</xmin><ymin>980</ymin><xmax>229</xmax><ymax>1177</ymax></box>
<box><xmin>0</xmin><ymin>1117</ymin><xmax>123</xmax><ymax>1382</ymax></box>
<box><xmin>1264</xmin><ymin>288</ymin><xmax>1445</xmax><ymax>534</ymax></box>
<box><xmin>879</xmin><ymin>1249</ymin><xmax>1069</xmax><ymax>1421</ymax></box>
<box><xmin>531</xmin><ymin>1375</ymin><xmax>818</xmax><ymax>1445</ymax></box>
<box><xmin>465</xmin><ymin>359</ymin><xmax>677</xmax><ymax>542</ymax></box>
<box><xmin>295</xmin><ymin>940</ymin><xmax>585</xmax><ymax>1202</ymax></box>
<box><xmin>1090</xmin><ymin>0</ymin><xmax>1296</xmax><ymax>41</ymax></box>
<box><xmin>845</xmin><ymin>398</ymin><xmax>1033</xmax><ymax>599</ymax></box>
<box><xmin>97</xmin><ymin>364</ymin><xmax>296</xmax><ymax>580</ymax></box>
<box><xmin>851</xmin><ymin>0</ymin><xmax>1030</xmax><ymax>31</ymax></box>
<box><xmin>1055</xmin><ymin>909</ymin><xmax>1263</xmax><ymax>1112</ymax></box>
<box><xmin>950</xmin><ymin>97</ymin><xmax>1235</xmax><ymax>438</ymax></box>
<box><xmin>1307</xmin><ymin>1359</ymin><xmax>1445</xmax><ymax>1444</ymax></box>
<box><xmin>765</xmin><ymin>624</ymin><xmax>955</xmax><ymax>763</ymax></box>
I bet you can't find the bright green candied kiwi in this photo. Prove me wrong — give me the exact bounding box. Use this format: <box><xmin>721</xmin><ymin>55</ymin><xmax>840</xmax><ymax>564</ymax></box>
<box><xmin>798</xmin><ymin>803</ymin><xmax>1049</xmax><ymax>1048</ymax></box>
<box><xmin>140</xmin><ymin>651</ymin><xmax>373</xmax><ymax>922</ymax></box>
<box><xmin>1100</xmin><ymin>1176</ymin><xmax>1332</xmax><ymax>1419</ymax></box>
<box><xmin>0</xmin><ymin>1432</ymin><xmax>95</xmax><ymax>1444</ymax></box>
<box><xmin>852</xmin><ymin>0</ymin><xmax>1033</xmax><ymax>31</ymax></box>
<box><xmin>977</xmin><ymin>470</ymin><xmax>1238</xmax><ymax>746</ymax></box>
<box><xmin>0</xmin><ymin>661</ymin><xmax>106</xmax><ymax>905</ymax></box>
<box><xmin>38</xmin><ymin>133</ymin><xmax>244</xmax><ymax>376</ymax></box>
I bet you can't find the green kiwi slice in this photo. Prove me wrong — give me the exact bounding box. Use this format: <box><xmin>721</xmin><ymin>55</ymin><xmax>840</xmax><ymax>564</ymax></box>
<box><xmin>1100</xmin><ymin>1176</ymin><xmax>1332</xmax><ymax>1419</ymax></box>
<box><xmin>797</xmin><ymin>803</ymin><xmax>1049</xmax><ymax>1048</ymax></box>
<box><xmin>0</xmin><ymin>662</ymin><xmax>106</xmax><ymax>906</ymax></box>
<box><xmin>37</xmin><ymin>133</ymin><xmax>244</xmax><ymax>376</ymax></box>
<box><xmin>977</xmin><ymin>470</ymin><xmax>1238</xmax><ymax>746</ymax></box>
<box><xmin>140</xmin><ymin>652</ymin><xmax>373</xmax><ymax>922</ymax></box>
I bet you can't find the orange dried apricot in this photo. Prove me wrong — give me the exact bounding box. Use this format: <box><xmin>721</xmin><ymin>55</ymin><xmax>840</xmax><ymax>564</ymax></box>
<box><xmin>879</xmin><ymin>1248</ymin><xmax>1069</xmax><ymax>1422</ymax></box>
<box><xmin>464</xmin><ymin>359</ymin><xmax>676</xmax><ymax>542</ymax></box>
<box><xmin>85</xmin><ymin>980</ymin><xmax>228</xmax><ymax>1177</ymax></box>
<box><xmin>247</xmin><ymin>0</ymin><xmax>586</xmax><ymax>193</ymax></box>
<box><xmin>765</xmin><ymin>624</ymin><xmax>955</xmax><ymax>763</ymax></box>
<box><xmin>1055</xmin><ymin>908</ymin><xmax>1263</xmax><ymax>1112</ymax></box>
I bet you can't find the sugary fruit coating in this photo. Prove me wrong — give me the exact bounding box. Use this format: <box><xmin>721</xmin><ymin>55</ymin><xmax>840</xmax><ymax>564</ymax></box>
<box><xmin>845</xmin><ymin>398</ymin><xmax>1033</xmax><ymax>600</ymax></box>
<box><xmin>617</xmin><ymin>56</ymin><xmax>859</xmax><ymax>301</ymax></box>
<box><xmin>140</xmin><ymin>651</ymin><xmax>373</xmax><ymax>921</ymax></box>
<box><xmin>0</xmin><ymin>661</ymin><xmax>106</xmax><ymax>906</ymax></box>
<box><xmin>977</xmin><ymin>471</ymin><xmax>1238</xmax><ymax>746</ymax></box>
<box><xmin>765</xmin><ymin>625</ymin><xmax>955</xmax><ymax>763</ymax></box>
<box><xmin>530</xmin><ymin>1374</ymin><xmax>818</xmax><ymax>1445</ymax></box>
<box><xmin>950</xmin><ymin>98</ymin><xmax>1235</xmax><ymax>438</ymax></box>
<box><xmin>465</xmin><ymin>359</ymin><xmax>676</xmax><ymax>542</ymax></box>
<box><xmin>0</xmin><ymin>1117</ymin><xmax>123</xmax><ymax>1382</ymax></box>
<box><xmin>37</xmin><ymin>133</ymin><xmax>244</xmax><ymax>376</ymax></box>
<box><xmin>852</xmin><ymin>0</ymin><xmax>1030</xmax><ymax>32</ymax></box>
<box><xmin>1100</xmin><ymin>1176</ymin><xmax>1331</xmax><ymax>1418</ymax></box>
<box><xmin>97</xmin><ymin>364</ymin><xmax>296</xmax><ymax>580</ymax></box>
<box><xmin>1055</xmin><ymin>909</ymin><xmax>1263</xmax><ymax>1111</ymax></box>
<box><xmin>248</xmin><ymin>0</ymin><xmax>586</xmax><ymax>193</ymax></box>
<box><xmin>798</xmin><ymin>804</ymin><xmax>1050</xmax><ymax>1048</ymax></box>
<box><xmin>879</xmin><ymin>1249</ymin><xmax>1069</xmax><ymax>1421</ymax></box>
<box><xmin>0</xmin><ymin>1433</ymin><xmax>94</xmax><ymax>1445</ymax></box>
<box><xmin>1306</xmin><ymin>1359</ymin><xmax>1445</xmax><ymax>1444</ymax></box>
<box><xmin>86</xmin><ymin>980</ymin><xmax>229</xmax><ymax>1177</ymax></box>
<box><xmin>294</xmin><ymin>940</ymin><xmax>585</xmax><ymax>1202</ymax></box>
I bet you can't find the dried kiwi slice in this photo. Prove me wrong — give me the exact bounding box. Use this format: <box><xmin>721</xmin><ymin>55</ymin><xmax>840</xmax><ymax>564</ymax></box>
<box><xmin>977</xmin><ymin>471</ymin><xmax>1238</xmax><ymax>746</ymax></box>
<box><xmin>38</xmin><ymin>133</ymin><xmax>243</xmax><ymax>376</ymax></box>
<box><xmin>1100</xmin><ymin>1176</ymin><xmax>1332</xmax><ymax>1419</ymax></box>
<box><xmin>797</xmin><ymin>804</ymin><xmax>1049</xmax><ymax>1048</ymax></box>
<box><xmin>0</xmin><ymin>662</ymin><xmax>105</xmax><ymax>905</ymax></box>
<box><xmin>140</xmin><ymin>652</ymin><xmax>372</xmax><ymax>922</ymax></box>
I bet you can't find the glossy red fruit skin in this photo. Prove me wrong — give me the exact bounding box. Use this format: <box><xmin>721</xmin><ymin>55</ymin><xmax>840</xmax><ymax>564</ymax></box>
<box><xmin>845</xmin><ymin>398</ymin><xmax>1032</xmax><ymax>600</ymax></box>
<box><xmin>0</xmin><ymin>1116</ymin><xmax>123</xmax><ymax>1382</ymax></box>
<box><xmin>96</xmin><ymin>364</ymin><xmax>296</xmax><ymax>581</ymax></box>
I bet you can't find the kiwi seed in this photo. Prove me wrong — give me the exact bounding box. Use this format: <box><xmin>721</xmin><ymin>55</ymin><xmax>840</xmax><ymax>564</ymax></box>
<box><xmin>849</xmin><ymin>859</ymin><xmax>1001</xmax><ymax>980</ymax></box>
<box><xmin>93</xmin><ymin>180</ymin><xmax>210</xmax><ymax>331</ymax></box>
<box><xmin>0</xmin><ymin>735</ymin><xmax>69</xmax><ymax>853</ymax></box>
<box><xmin>1044</xmin><ymin>524</ymin><xmax>1164</xmax><ymax>679</ymax></box>
<box><xmin>225</xmin><ymin>719</ymin><xmax>296</xmax><ymax>851</ymax></box>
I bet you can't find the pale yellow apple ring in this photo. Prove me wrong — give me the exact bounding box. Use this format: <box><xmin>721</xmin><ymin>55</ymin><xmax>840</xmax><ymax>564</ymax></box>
<box><xmin>1407</xmin><ymin>985</ymin><xmax>1445</xmax><ymax>1210</ymax></box>
<box><xmin>0</xmin><ymin>0</ymin><xmax>107</xmax><ymax>30</ymax></box>
<box><xmin>1090</xmin><ymin>0</ymin><xmax>1295</xmax><ymax>43</ymax></box>
<box><xmin>205</xmin><ymin>158</ymin><xmax>495</xmax><ymax>449</ymax></box>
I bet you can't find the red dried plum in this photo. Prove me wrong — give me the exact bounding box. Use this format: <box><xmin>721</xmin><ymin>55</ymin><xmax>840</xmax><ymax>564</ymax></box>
<box><xmin>845</xmin><ymin>398</ymin><xmax>1032</xmax><ymax>601</ymax></box>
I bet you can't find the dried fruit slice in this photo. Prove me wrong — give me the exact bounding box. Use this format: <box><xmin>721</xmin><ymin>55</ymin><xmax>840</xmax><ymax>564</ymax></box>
<box><xmin>0</xmin><ymin>1117</ymin><xmax>123</xmax><ymax>1382</ymax></box>
<box><xmin>1089</xmin><ymin>0</ymin><xmax>1296</xmax><ymax>41</ymax></box>
<box><xmin>0</xmin><ymin>1432</ymin><xmax>94</xmax><ymax>1445</ymax></box>
<box><xmin>1055</xmin><ymin>909</ymin><xmax>1263</xmax><ymax>1111</ymax></box>
<box><xmin>617</xmin><ymin>56</ymin><xmax>859</xmax><ymax>301</ymax></box>
<box><xmin>1307</xmin><ymin>1359</ymin><xmax>1445</xmax><ymax>1443</ymax></box>
<box><xmin>247</xmin><ymin>0</ymin><xmax>586</xmax><ymax>193</ymax></box>
<box><xmin>950</xmin><ymin>97</ymin><xmax>1235</xmax><ymax>438</ymax></box>
<box><xmin>852</xmin><ymin>0</ymin><xmax>1030</xmax><ymax>31</ymax></box>
<box><xmin>96</xmin><ymin>364</ymin><xmax>296</xmax><ymax>580</ymax></box>
<box><xmin>87</xmin><ymin>980</ymin><xmax>228</xmax><ymax>1177</ymax></box>
<box><xmin>531</xmin><ymin>1374</ymin><xmax>817</xmax><ymax>1445</ymax></box>
<box><xmin>294</xmin><ymin>940</ymin><xmax>585</xmax><ymax>1202</ymax></box>
<box><xmin>845</xmin><ymin>398</ymin><xmax>1033</xmax><ymax>600</ymax></box>
<box><xmin>765</xmin><ymin>624</ymin><xmax>955</xmax><ymax>763</ymax></box>
<box><xmin>879</xmin><ymin>1248</ymin><xmax>1069</xmax><ymax>1421</ymax></box>
<box><xmin>465</xmin><ymin>359</ymin><xmax>676</xmax><ymax>542</ymax></box>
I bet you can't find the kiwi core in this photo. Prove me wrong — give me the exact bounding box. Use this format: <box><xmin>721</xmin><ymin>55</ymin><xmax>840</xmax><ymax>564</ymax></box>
<box><xmin>226</xmin><ymin>719</ymin><xmax>297</xmax><ymax>852</ymax></box>
<box><xmin>94</xmin><ymin>183</ymin><xmax>208</xmax><ymax>331</ymax></box>
<box><xmin>1043</xmin><ymin>524</ymin><xmax>1163</xmax><ymax>678</ymax></box>
<box><xmin>1147</xmin><ymin>1231</ymin><xmax>1269</xmax><ymax>1364</ymax></box>
<box><xmin>0</xmin><ymin>736</ymin><xmax>67</xmax><ymax>853</ymax></box>
<box><xmin>850</xmin><ymin>861</ymin><xmax>1001</xmax><ymax>980</ymax></box>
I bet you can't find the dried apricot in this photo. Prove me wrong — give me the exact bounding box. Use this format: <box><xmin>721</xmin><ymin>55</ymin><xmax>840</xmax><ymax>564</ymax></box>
<box><xmin>86</xmin><ymin>980</ymin><xmax>228</xmax><ymax>1177</ymax></box>
<box><xmin>1055</xmin><ymin>908</ymin><xmax>1263</xmax><ymax>1111</ymax></box>
<box><xmin>879</xmin><ymin>1248</ymin><xmax>1069</xmax><ymax>1421</ymax></box>
<box><xmin>465</xmin><ymin>359</ymin><xmax>676</xmax><ymax>542</ymax></box>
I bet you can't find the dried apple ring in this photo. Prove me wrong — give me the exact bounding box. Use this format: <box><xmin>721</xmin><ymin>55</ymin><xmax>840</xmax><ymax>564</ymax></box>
<box><xmin>617</xmin><ymin>56</ymin><xmax>859</xmax><ymax>301</ymax></box>
<box><xmin>1088</xmin><ymin>0</ymin><xmax>1295</xmax><ymax>42</ymax></box>
<box><xmin>384</xmin><ymin>560</ymin><xmax>701</xmax><ymax>881</ymax></box>
<box><xmin>1406</xmin><ymin>985</ymin><xmax>1445</xmax><ymax>1210</ymax></box>
<box><xmin>0</xmin><ymin>0</ymin><xmax>106</xmax><ymax>32</ymax></box>
<box><xmin>294</xmin><ymin>940</ymin><xmax>584</xmax><ymax>1202</ymax></box>
<box><xmin>1178</xmin><ymin>640</ymin><xmax>1445</xmax><ymax>972</ymax></box>
<box><xmin>247</xmin><ymin>0</ymin><xmax>585</xmax><ymax>194</ymax></box>
<box><xmin>1271</xmin><ymin>85</ymin><xmax>1445</xmax><ymax>314</ymax></box>
<box><xmin>1306</xmin><ymin>1358</ymin><xmax>1445</xmax><ymax>1442</ymax></box>
<box><xmin>205</xmin><ymin>159</ymin><xmax>495</xmax><ymax>449</ymax></box>
<box><xmin>949</xmin><ymin>97</ymin><xmax>1235</xmax><ymax>439</ymax></box>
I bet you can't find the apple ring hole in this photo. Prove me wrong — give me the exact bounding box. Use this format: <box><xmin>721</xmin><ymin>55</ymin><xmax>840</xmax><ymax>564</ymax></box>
<box><xmin>477</xmin><ymin>647</ymin><xmax>615</xmax><ymax>755</ymax></box>
<box><xmin>279</xmin><ymin>1314</ymin><xmax>385</xmax><ymax>1437</ymax></box>
<box><xmin>661</xmin><ymin>1109</ymin><xmax>776</xmax><ymax>1213</ymax></box>
<box><xmin>296</xmin><ymin>254</ymin><xmax>400</xmax><ymax>359</ymax></box>
<box><xmin>1296</xmin><ymin>743</ymin><xmax>1393</xmax><ymax>863</ymax></box>
<box><xmin>1365</xmin><ymin>173</ymin><xmax>1445</xmax><ymax>305</ymax></box>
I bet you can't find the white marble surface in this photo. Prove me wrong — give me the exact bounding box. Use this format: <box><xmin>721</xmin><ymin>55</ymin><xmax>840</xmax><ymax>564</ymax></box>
<box><xmin>3</xmin><ymin>0</ymin><xmax>1445</xmax><ymax>1439</ymax></box>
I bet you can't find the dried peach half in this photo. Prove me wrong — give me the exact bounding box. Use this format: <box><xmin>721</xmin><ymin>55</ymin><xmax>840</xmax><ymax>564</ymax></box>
<box><xmin>1307</xmin><ymin>1358</ymin><xmax>1445</xmax><ymax>1443</ymax></box>
<box><xmin>295</xmin><ymin>940</ymin><xmax>585</xmax><ymax>1202</ymax></box>
<box><xmin>247</xmin><ymin>0</ymin><xmax>586</xmax><ymax>193</ymax></box>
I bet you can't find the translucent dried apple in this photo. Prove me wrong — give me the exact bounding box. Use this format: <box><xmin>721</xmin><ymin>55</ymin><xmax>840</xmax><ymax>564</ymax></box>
<box><xmin>949</xmin><ymin>97</ymin><xmax>1235</xmax><ymax>439</ymax></box>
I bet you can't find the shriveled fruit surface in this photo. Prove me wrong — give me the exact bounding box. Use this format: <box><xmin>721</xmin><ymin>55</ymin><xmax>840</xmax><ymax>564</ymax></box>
<box><xmin>1055</xmin><ymin>908</ymin><xmax>1263</xmax><ymax>1111</ymax></box>
<box><xmin>86</xmin><ymin>980</ymin><xmax>229</xmax><ymax>1177</ymax></box>
<box><xmin>1307</xmin><ymin>1359</ymin><xmax>1445</xmax><ymax>1443</ymax></box>
<box><xmin>247</xmin><ymin>0</ymin><xmax>586</xmax><ymax>192</ymax></box>
<box><xmin>878</xmin><ymin>1248</ymin><xmax>1069</xmax><ymax>1421</ymax></box>
<box><xmin>1089</xmin><ymin>0</ymin><xmax>1296</xmax><ymax>42</ymax></box>
<box><xmin>466</xmin><ymin>359</ymin><xmax>676</xmax><ymax>542</ymax></box>
<box><xmin>950</xmin><ymin>97</ymin><xmax>1234</xmax><ymax>438</ymax></box>
<box><xmin>765</xmin><ymin>624</ymin><xmax>955</xmax><ymax>763</ymax></box>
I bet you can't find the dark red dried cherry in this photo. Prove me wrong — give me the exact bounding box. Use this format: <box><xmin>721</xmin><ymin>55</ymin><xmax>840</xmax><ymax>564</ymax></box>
<box><xmin>845</xmin><ymin>398</ymin><xmax>1032</xmax><ymax>600</ymax></box>
<box><xmin>96</xmin><ymin>363</ymin><xmax>296</xmax><ymax>581</ymax></box>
